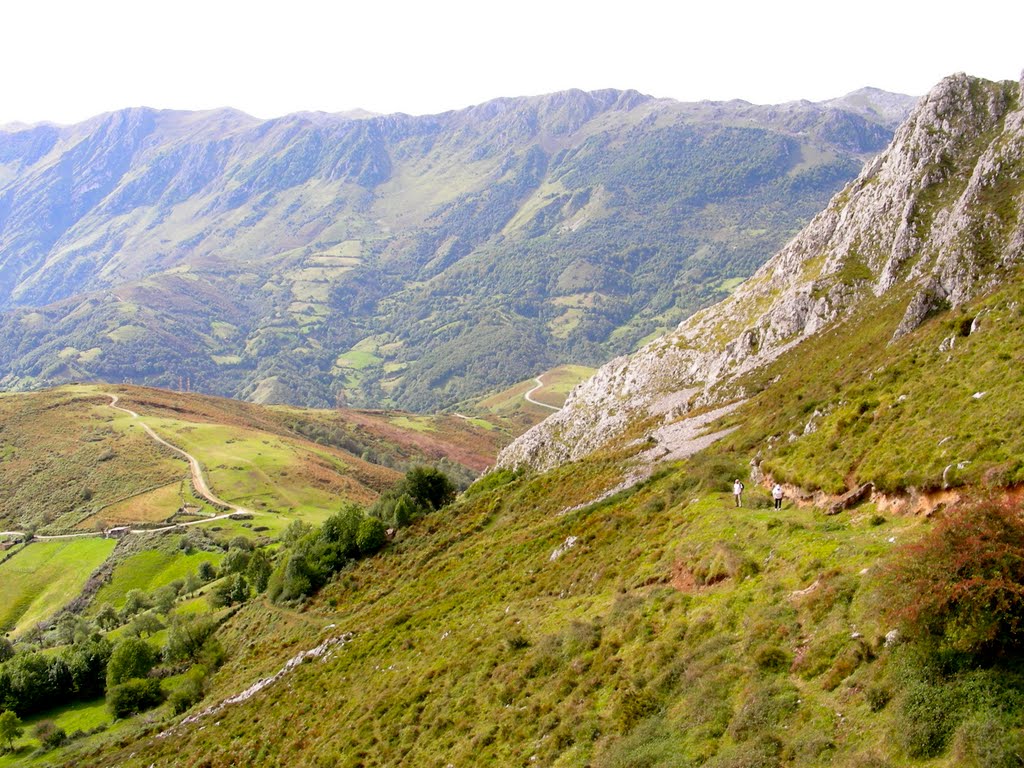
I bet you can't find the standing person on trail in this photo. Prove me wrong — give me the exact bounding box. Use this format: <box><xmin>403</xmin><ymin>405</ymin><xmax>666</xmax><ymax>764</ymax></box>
<box><xmin>772</xmin><ymin>483</ymin><xmax>784</xmax><ymax>510</ymax></box>
<box><xmin>733</xmin><ymin>479</ymin><xmax>744</xmax><ymax>507</ymax></box>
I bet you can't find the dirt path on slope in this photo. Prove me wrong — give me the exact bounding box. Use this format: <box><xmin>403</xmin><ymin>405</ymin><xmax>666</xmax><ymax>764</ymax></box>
<box><xmin>1</xmin><ymin>396</ymin><xmax>250</xmax><ymax>541</ymax></box>
<box><xmin>524</xmin><ymin>375</ymin><xmax>561</xmax><ymax>412</ymax></box>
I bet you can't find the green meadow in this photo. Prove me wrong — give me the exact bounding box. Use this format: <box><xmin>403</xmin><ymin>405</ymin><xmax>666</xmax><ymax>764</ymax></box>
<box><xmin>0</xmin><ymin>539</ymin><xmax>116</xmax><ymax>636</ymax></box>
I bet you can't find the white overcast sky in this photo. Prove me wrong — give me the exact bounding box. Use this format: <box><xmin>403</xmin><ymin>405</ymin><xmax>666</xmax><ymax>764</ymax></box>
<box><xmin>2</xmin><ymin>0</ymin><xmax>1022</xmax><ymax>125</ymax></box>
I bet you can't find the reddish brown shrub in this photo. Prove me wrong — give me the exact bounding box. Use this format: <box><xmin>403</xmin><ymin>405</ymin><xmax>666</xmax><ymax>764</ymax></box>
<box><xmin>884</xmin><ymin>497</ymin><xmax>1024</xmax><ymax>656</ymax></box>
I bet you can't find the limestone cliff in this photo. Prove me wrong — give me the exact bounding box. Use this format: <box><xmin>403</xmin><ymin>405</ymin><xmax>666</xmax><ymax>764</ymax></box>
<box><xmin>499</xmin><ymin>72</ymin><xmax>1024</xmax><ymax>472</ymax></box>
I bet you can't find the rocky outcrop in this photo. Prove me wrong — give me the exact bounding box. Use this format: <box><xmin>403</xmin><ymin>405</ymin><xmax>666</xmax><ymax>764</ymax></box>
<box><xmin>499</xmin><ymin>72</ymin><xmax>1024</xmax><ymax>472</ymax></box>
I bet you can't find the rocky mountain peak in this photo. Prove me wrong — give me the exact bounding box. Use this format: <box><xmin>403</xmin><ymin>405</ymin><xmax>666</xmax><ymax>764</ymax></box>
<box><xmin>498</xmin><ymin>72</ymin><xmax>1024</xmax><ymax>473</ymax></box>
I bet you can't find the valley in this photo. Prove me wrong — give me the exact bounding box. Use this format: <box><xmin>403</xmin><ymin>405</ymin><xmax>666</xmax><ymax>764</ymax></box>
<box><xmin>0</xmin><ymin>70</ymin><xmax>1023</xmax><ymax>768</ymax></box>
<box><xmin>0</xmin><ymin>89</ymin><xmax>913</xmax><ymax>411</ymax></box>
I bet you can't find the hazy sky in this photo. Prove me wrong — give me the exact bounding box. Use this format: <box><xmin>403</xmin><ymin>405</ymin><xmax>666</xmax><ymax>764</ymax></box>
<box><xmin>2</xmin><ymin>0</ymin><xmax>1022</xmax><ymax>125</ymax></box>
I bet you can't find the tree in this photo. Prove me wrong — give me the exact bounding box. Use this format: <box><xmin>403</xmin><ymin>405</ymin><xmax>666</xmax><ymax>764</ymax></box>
<box><xmin>95</xmin><ymin>603</ymin><xmax>119</xmax><ymax>631</ymax></box>
<box><xmin>0</xmin><ymin>638</ymin><xmax>13</xmax><ymax>663</ymax></box>
<box><xmin>119</xmin><ymin>589</ymin><xmax>151</xmax><ymax>620</ymax></box>
<box><xmin>400</xmin><ymin>466</ymin><xmax>456</xmax><ymax>511</ymax></box>
<box><xmin>152</xmin><ymin>584</ymin><xmax>178</xmax><ymax>615</ymax></box>
<box><xmin>62</xmin><ymin>637</ymin><xmax>111</xmax><ymax>699</ymax></box>
<box><xmin>356</xmin><ymin>516</ymin><xmax>387</xmax><ymax>555</ymax></box>
<box><xmin>280</xmin><ymin>520</ymin><xmax>312</xmax><ymax>547</ymax></box>
<box><xmin>197</xmin><ymin>560</ymin><xmax>217</xmax><ymax>582</ymax></box>
<box><xmin>392</xmin><ymin>494</ymin><xmax>418</xmax><ymax>528</ymax></box>
<box><xmin>0</xmin><ymin>710</ymin><xmax>22</xmax><ymax>751</ymax></box>
<box><xmin>246</xmin><ymin>550</ymin><xmax>272</xmax><ymax>593</ymax></box>
<box><xmin>164</xmin><ymin>616</ymin><xmax>218</xmax><ymax>664</ymax></box>
<box><xmin>126</xmin><ymin>612</ymin><xmax>164</xmax><ymax>638</ymax></box>
<box><xmin>106</xmin><ymin>637</ymin><xmax>157</xmax><ymax>688</ymax></box>
<box><xmin>221</xmin><ymin>548</ymin><xmax>251</xmax><ymax>575</ymax></box>
<box><xmin>209</xmin><ymin>574</ymin><xmax>249</xmax><ymax>608</ymax></box>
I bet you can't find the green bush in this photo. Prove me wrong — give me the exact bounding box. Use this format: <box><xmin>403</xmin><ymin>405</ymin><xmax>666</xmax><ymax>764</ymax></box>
<box><xmin>753</xmin><ymin>645</ymin><xmax>791</xmax><ymax>673</ymax></box>
<box><xmin>356</xmin><ymin>516</ymin><xmax>387</xmax><ymax>555</ymax></box>
<box><xmin>864</xmin><ymin>684</ymin><xmax>891</xmax><ymax>712</ymax></box>
<box><xmin>616</xmin><ymin>688</ymin><xmax>660</xmax><ymax>733</ymax></box>
<box><xmin>168</xmin><ymin>666</ymin><xmax>207</xmax><ymax>715</ymax></box>
<box><xmin>107</xmin><ymin>678</ymin><xmax>164</xmax><ymax>719</ymax></box>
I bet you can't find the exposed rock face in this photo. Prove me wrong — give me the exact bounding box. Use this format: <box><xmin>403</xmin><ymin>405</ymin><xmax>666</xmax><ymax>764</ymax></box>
<box><xmin>499</xmin><ymin>73</ymin><xmax>1024</xmax><ymax>472</ymax></box>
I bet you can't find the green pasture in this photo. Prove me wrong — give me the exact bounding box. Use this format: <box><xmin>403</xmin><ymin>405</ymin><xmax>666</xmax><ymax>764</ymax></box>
<box><xmin>0</xmin><ymin>538</ymin><xmax>116</xmax><ymax>636</ymax></box>
<box><xmin>89</xmin><ymin>547</ymin><xmax>224</xmax><ymax>611</ymax></box>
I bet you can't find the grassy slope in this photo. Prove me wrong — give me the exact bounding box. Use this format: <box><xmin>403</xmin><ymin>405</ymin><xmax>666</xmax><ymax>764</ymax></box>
<box><xmin>0</xmin><ymin>384</ymin><xmax>503</xmax><ymax>534</ymax></box>
<box><xmin>58</xmin><ymin>458</ymin><xmax>935</xmax><ymax>768</ymax></box>
<box><xmin>0</xmin><ymin>384</ymin><xmax>501</xmax><ymax>650</ymax></box>
<box><xmin>0</xmin><ymin>538</ymin><xmax>116</xmax><ymax>636</ymax></box>
<box><xmin>713</xmin><ymin>266</ymin><xmax>1024</xmax><ymax>496</ymax></box>
<box><xmin>472</xmin><ymin>364</ymin><xmax>597</xmax><ymax>432</ymax></box>
<box><xmin>0</xmin><ymin>386</ymin><xmax>187</xmax><ymax>531</ymax></box>
<box><xmin>35</xmin><ymin>269</ymin><xmax>1024</xmax><ymax>767</ymax></box>
<box><xmin>89</xmin><ymin>548</ymin><xmax>225</xmax><ymax>611</ymax></box>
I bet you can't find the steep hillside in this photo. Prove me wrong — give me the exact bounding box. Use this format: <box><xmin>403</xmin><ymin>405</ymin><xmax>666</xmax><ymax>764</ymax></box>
<box><xmin>0</xmin><ymin>89</ymin><xmax>913</xmax><ymax>409</ymax></box>
<box><xmin>2</xmin><ymin>75</ymin><xmax>1024</xmax><ymax>768</ymax></box>
<box><xmin>500</xmin><ymin>72</ymin><xmax>1023</xmax><ymax>483</ymax></box>
<box><xmin>0</xmin><ymin>384</ymin><xmax>501</xmax><ymax>533</ymax></box>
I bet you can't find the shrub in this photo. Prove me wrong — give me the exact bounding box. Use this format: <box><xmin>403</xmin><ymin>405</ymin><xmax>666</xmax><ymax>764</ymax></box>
<box><xmin>864</xmin><ymin>684</ymin><xmax>892</xmax><ymax>712</ymax></box>
<box><xmin>753</xmin><ymin>645</ymin><xmax>791</xmax><ymax>673</ymax></box>
<box><xmin>107</xmin><ymin>678</ymin><xmax>164</xmax><ymax>719</ymax></box>
<box><xmin>616</xmin><ymin>688</ymin><xmax>660</xmax><ymax>733</ymax></box>
<box><xmin>883</xmin><ymin>497</ymin><xmax>1024</xmax><ymax>657</ymax></box>
<box><xmin>32</xmin><ymin>720</ymin><xmax>65</xmax><ymax>750</ymax></box>
<box><xmin>168</xmin><ymin>666</ymin><xmax>207</xmax><ymax>715</ymax></box>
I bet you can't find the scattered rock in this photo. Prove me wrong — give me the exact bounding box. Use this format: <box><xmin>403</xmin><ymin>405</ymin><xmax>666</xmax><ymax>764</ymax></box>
<box><xmin>884</xmin><ymin>629</ymin><xmax>901</xmax><ymax>647</ymax></box>
<box><xmin>550</xmin><ymin>536</ymin><xmax>579</xmax><ymax>561</ymax></box>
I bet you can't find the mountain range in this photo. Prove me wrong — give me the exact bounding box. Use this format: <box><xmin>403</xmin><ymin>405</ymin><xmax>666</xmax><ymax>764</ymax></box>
<box><xmin>0</xmin><ymin>87</ymin><xmax>914</xmax><ymax>410</ymax></box>
<box><xmin>5</xmin><ymin>71</ymin><xmax>1024</xmax><ymax>768</ymax></box>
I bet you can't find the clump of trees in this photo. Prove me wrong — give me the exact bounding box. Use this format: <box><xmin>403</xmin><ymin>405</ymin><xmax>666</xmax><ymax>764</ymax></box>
<box><xmin>268</xmin><ymin>466</ymin><xmax>455</xmax><ymax>603</ymax></box>
<box><xmin>267</xmin><ymin>504</ymin><xmax>387</xmax><ymax>603</ymax></box>
<box><xmin>0</xmin><ymin>637</ymin><xmax>111</xmax><ymax>717</ymax></box>
<box><xmin>368</xmin><ymin>465</ymin><xmax>457</xmax><ymax>529</ymax></box>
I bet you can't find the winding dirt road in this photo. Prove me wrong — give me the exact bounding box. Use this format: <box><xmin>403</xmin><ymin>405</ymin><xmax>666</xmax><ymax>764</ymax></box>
<box><xmin>108</xmin><ymin>394</ymin><xmax>248</xmax><ymax>515</ymax></box>
<box><xmin>524</xmin><ymin>375</ymin><xmax>562</xmax><ymax>412</ymax></box>
<box><xmin>0</xmin><ymin>395</ymin><xmax>250</xmax><ymax>541</ymax></box>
